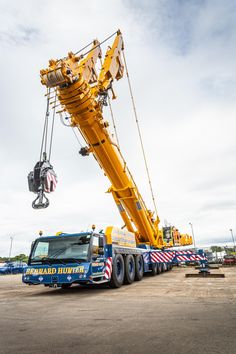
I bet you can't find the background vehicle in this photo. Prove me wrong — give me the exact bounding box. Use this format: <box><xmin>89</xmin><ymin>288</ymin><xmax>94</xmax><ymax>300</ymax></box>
<box><xmin>0</xmin><ymin>262</ymin><xmax>27</xmax><ymax>275</ymax></box>
<box><xmin>223</xmin><ymin>255</ymin><xmax>236</xmax><ymax>266</ymax></box>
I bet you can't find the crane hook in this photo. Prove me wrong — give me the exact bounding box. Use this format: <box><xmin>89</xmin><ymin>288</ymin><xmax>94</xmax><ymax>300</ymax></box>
<box><xmin>32</xmin><ymin>186</ymin><xmax>50</xmax><ymax>209</ymax></box>
<box><xmin>28</xmin><ymin>160</ymin><xmax>57</xmax><ymax>209</ymax></box>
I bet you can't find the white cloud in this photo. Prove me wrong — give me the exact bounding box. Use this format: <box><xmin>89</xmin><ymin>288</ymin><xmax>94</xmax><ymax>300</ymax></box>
<box><xmin>0</xmin><ymin>0</ymin><xmax>235</xmax><ymax>255</ymax></box>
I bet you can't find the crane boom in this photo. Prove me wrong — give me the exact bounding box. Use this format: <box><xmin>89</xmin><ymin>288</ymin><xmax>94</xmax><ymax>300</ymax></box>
<box><xmin>39</xmin><ymin>30</ymin><xmax>192</xmax><ymax>249</ymax></box>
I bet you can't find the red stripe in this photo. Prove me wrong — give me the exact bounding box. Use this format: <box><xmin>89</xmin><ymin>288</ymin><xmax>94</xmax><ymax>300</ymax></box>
<box><xmin>104</xmin><ymin>257</ymin><xmax>112</xmax><ymax>279</ymax></box>
<box><xmin>151</xmin><ymin>253</ymin><xmax>166</xmax><ymax>263</ymax></box>
<box><xmin>177</xmin><ymin>256</ymin><xmax>189</xmax><ymax>261</ymax></box>
<box><xmin>160</xmin><ymin>253</ymin><xmax>170</xmax><ymax>262</ymax></box>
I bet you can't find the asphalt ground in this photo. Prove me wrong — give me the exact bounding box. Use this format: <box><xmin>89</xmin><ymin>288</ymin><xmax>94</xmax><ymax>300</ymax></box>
<box><xmin>0</xmin><ymin>267</ymin><xmax>235</xmax><ymax>354</ymax></box>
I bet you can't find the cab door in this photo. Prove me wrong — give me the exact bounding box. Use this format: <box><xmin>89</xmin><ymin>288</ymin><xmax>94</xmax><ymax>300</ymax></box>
<box><xmin>91</xmin><ymin>235</ymin><xmax>105</xmax><ymax>277</ymax></box>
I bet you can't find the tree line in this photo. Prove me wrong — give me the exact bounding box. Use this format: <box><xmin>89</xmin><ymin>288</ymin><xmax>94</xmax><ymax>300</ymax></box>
<box><xmin>0</xmin><ymin>254</ymin><xmax>28</xmax><ymax>263</ymax></box>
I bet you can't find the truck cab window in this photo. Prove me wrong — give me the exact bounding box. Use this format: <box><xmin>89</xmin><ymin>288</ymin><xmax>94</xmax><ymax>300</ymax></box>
<box><xmin>92</xmin><ymin>236</ymin><xmax>99</xmax><ymax>255</ymax></box>
<box><xmin>92</xmin><ymin>236</ymin><xmax>104</xmax><ymax>257</ymax></box>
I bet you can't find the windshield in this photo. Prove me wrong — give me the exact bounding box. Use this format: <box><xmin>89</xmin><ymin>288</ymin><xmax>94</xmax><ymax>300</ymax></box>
<box><xmin>0</xmin><ymin>263</ymin><xmax>8</xmax><ymax>268</ymax></box>
<box><xmin>163</xmin><ymin>227</ymin><xmax>172</xmax><ymax>242</ymax></box>
<box><xmin>30</xmin><ymin>235</ymin><xmax>91</xmax><ymax>264</ymax></box>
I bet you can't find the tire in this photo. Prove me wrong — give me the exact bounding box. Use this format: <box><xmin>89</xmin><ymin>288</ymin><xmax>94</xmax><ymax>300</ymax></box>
<box><xmin>151</xmin><ymin>263</ymin><xmax>158</xmax><ymax>276</ymax></box>
<box><xmin>109</xmin><ymin>254</ymin><xmax>125</xmax><ymax>288</ymax></box>
<box><xmin>61</xmin><ymin>283</ymin><xmax>72</xmax><ymax>289</ymax></box>
<box><xmin>124</xmin><ymin>255</ymin><xmax>135</xmax><ymax>284</ymax></box>
<box><xmin>159</xmin><ymin>263</ymin><xmax>164</xmax><ymax>273</ymax></box>
<box><xmin>157</xmin><ymin>263</ymin><xmax>162</xmax><ymax>274</ymax></box>
<box><xmin>135</xmin><ymin>255</ymin><xmax>144</xmax><ymax>281</ymax></box>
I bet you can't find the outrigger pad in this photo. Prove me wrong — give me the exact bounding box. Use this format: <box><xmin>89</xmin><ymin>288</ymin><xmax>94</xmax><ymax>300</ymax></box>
<box><xmin>28</xmin><ymin>160</ymin><xmax>57</xmax><ymax>209</ymax></box>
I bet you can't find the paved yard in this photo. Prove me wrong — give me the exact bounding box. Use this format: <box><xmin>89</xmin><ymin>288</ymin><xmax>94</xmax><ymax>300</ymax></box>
<box><xmin>0</xmin><ymin>267</ymin><xmax>235</xmax><ymax>354</ymax></box>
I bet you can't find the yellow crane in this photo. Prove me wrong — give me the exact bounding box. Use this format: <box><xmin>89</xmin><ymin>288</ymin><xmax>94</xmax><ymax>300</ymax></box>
<box><xmin>30</xmin><ymin>30</ymin><xmax>192</xmax><ymax>249</ymax></box>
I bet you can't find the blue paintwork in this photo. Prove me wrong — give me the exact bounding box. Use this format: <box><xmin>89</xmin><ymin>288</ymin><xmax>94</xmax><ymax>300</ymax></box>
<box><xmin>36</xmin><ymin>232</ymin><xmax>93</xmax><ymax>240</ymax></box>
<box><xmin>23</xmin><ymin>233</ymin><xmax>208</xmax><ymax>287</ymax></box>
<box><xmin>23</xmin><ymin>262</ymin><xmax>95</xmax><ymax>285</ymax></box>
<box><xmin>0</xmin><ymin>262</ymin><xmax>27</xmax><ymax>275</ymax></box>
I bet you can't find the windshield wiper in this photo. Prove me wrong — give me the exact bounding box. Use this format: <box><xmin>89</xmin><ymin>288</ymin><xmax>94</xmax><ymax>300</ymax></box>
<box><xmin>37</xmin><ymin>257</ymin><xmax>67</xmax><ymax>265</ymax></box>
<box><xmin>40</xmin><ymin>257</ymin><xmax>54</xmax><ymax>265</ymax></box>
<box><xmin>60</xmin><ymin>258</ymin><xmax>87</xmax><ymax>264</ymax></box>
<box><xmin>30</xmin><ymin>257</ymin><xmax>51</xmax><ymax>265</ymax></box>
<box><xmin>53</xmin><ymin>258</ymin><xmax>67</xmax><ymax>265</ymax></box>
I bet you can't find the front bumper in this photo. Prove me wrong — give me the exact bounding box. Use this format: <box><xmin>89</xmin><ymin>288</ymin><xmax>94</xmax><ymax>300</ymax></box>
<box><xmin>22</xmin><ymin>264</ymin><xmax>91</xmax><ymax>286</ymax></box>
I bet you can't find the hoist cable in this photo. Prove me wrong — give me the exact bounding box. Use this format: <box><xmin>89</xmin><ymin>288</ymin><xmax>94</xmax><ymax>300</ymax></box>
<box><xmin>40</xmin><ymin>88</ymin><xmax>51</xmax><ymax>161</ymax></box>
<box><xmin>107</xmin><ymin>93</ymin><xmax>120</xmax><ymax>148</ymax></box>
<box><xmin>75</xmin><ymin>40</ymin><xmax>94</xmax><ymax>56</ymax></box>
<box><xmin>80</xmin><ymin>30</ymin><xmax>118</xmax><ymax>57</ymax></box>
<box><xmin>122</xmin><ymin>51</ymin><xmax>158</xmax><ymax>217</ymax></box>
<box><xmin>72</xmin><ymin>127</ymin><xmax>83</xmax><ymax>148</ymax></box>
<box><xmin>48</xmin><ymin>89</ymin><xmax>57</xmax><ymax>160</ymax></box>
<box><xmin>44</xmin><ymin>101</ymin><xmax>49</xmax><ymax>156</ymax></box>
<box><xmin>58</xmin><ymin>41</ymin><xmax>94</xmax><ymax>62</ymax></box>
<box><xmin>58</xmin><ymin>30</ymin><xmax>118</xmax><ymax>63</ymax></box>
<box><xmin>98</xmin><ymin>56</ymin><xmax>120</xmax><ymax>149</ymax></box>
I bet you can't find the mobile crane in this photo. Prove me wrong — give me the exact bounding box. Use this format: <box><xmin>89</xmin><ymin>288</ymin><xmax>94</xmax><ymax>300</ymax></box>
<box><xmin>24</xmin><ymin>31</ymin><xmax>197</xmax><ymax>289</ymax></box>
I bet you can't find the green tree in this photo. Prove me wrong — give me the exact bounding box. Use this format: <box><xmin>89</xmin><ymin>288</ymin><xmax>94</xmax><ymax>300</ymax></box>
<box><xmin>0</xmin><ymin>254</ymin><xmax>28</xmax><ymax>263</ymax></box>
<box><xmin>211</xmin><ymin>246</ymin><xmax>223</xmax><ymax>252</ymax></box>
<box><xmin>211</xmin><ymin>246</ymin><xmax>223</xmax><ymax>259</ymax></box>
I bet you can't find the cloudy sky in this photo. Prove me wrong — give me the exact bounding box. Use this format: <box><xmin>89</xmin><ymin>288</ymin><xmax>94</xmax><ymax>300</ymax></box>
<box><xmin>0</xmin><ymin>0</ymin><xmax>235</xmax><ymax>256</ymax></box>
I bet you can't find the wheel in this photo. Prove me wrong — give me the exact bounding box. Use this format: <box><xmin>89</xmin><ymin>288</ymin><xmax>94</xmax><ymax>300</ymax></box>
<box><xmin>151</xmin><ymin>263</ymin><xmax>158</xmax><ymax>276</ymax></box>
<box><xmin>124</xmin><ymin>255</ymin><xmax>135</xmax><ymax>284</ymax></box>
<box><xmin>109</xmin><ymin>254</ymin><xmax>125</xmax><ymax>288</ymax></box>
<box><xmin>159</xmin><ymin>263</ymin><xmax>164</xmax><ymax>274</ymax></box>
<box><xmin>61</xmin><ymin>283</ymin><xmax>72</xmax><ymax>289</ymax></box>
<box><xmin>135</xmin><ymin>255</ymin><xmax>144</xmax><ymax>281</ymax></box>
<box><xmin>157</xmin><ymin>263</ymin><xmax>162</xmax><ymax>274</ymax></box>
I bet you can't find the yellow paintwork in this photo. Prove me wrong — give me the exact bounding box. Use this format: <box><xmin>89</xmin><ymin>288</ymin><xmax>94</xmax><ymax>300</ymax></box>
<box><xmin>55</xmin><ymin>231</ymin><xmax>64</xmax><ymax>236</ymax></box>
<box><xmin>40</xmin><ymin>30</ymin><xmax>192</xmax><ymax>249</ymax></box>
<box><xmin>105</xmin><ymin>226</ymin><xmax>136</xmax><ymax>248</ymax></box>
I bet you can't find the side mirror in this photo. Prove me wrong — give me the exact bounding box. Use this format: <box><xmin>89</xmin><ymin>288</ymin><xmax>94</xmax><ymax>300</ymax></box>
<box><xmin>98</xmin><ymin>237</ymin><xmax>104</xmax><ymax>248</ymax></box>
<box><xmin>98</xmin><ymin>248</ymin><xmax>104</xmax><ymax>255</ymax></box>
<box><xmin>31</xmin><ymin>241</ymin><xmax>35</xmax><ymax>251</ymax></box>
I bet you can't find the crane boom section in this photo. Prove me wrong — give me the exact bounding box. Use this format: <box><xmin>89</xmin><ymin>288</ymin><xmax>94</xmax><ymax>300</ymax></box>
<box><xmin>98</xmin><ymin>33</ymin><xmax>124</xmax><ymax>93</ymax></box>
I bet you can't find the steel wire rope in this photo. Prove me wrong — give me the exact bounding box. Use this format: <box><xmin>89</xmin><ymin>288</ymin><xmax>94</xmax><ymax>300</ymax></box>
<box><xmin>107</xmin><ymin>93</ymin><xmax>120</xmax><ymax>148</ymax></box>
<box><xmin>40</xmin><ymin>88</ymin><xmax>51</xmax><ymax>161</ymax></box>
<box><xmin>54</xmin><ymin>30</ymin><xmax>121</xmax><ymax>153</ymax></box>
<box><xmin>122</xmin><ymin>51</ymin><xmax>158</xmax><ymax>217</ymax></box>
<box><xmin>98</xmin><ymin>56</ymin><xmax>120</xmax><ymax>148</ymax></box>
<box><xmin>58</xmin><ymin>30</ymin><xmax>118</xmax><ymax>63</ymax></box>
<box><xmin>78</xmin><ymin>30</ymin><xmax>118</xmax><ymax>57</ymax></box>
<box><xmin>58</xmin><ymin>110</ymin><xmax>84</xmax><ymax>148</ymax></box>
<box><xmin>71</xmin><ymin>127</ymin><xmax>83</xmax><ymax>148</ymax></box>
<box><xmin>48</xmin><ymin>89</ymin><xmax>57</xmax><ymax>160</ymax></box>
